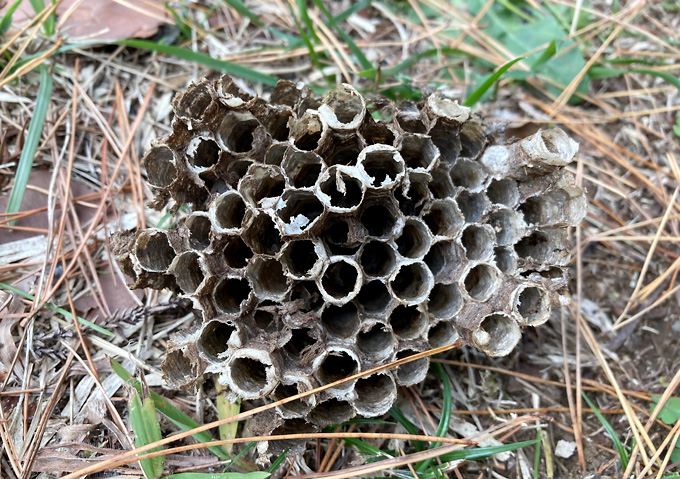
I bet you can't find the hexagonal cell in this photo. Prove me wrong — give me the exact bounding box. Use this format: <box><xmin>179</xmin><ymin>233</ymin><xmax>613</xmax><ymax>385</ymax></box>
<box><xmin>515</xmin><ymin>228</ymin><xmax>567</xmax><ymax>263</ymax></box>
<box><xmin>357</xmin><ymin>280</ymin><xmax>391</xmax><ymax>314</ymax></box>
<box><xmin>283</xmin><ymin>327</ymin><xmax>318</xmax><ymax>359</ymax></box>
<box><xmin>291</xmin><ymin>110</ymin><xmax>324</xmax><ymax>151</ymax></box>
<box><xmin>360</xmin><ymin>198</ymin><xmax>400</xmax><ymax>238</ymax></box>
<box><xmin>270</xmin><ymin>79</ymin><xmax>306</xmax><ymax>107</ymax></box>
<box><xmin>315</xmin><ymin>348</ymin><xmax>360</xmax><ymax>390</ymax></box>
<box><xmin>319</xmin><ymin>257</ymin><xmax>362</xmax><ymax>304</ymax></box>
<box><xmin>473</xmin><ymin>313</ymin><xmax>521</xmax><ymax>357</ymax></box>
<box><xmin>289</xmin><ymin>281</ymin><xmax>323</xmax><ymax>314</ymax></box>
<box><xmin>281</xmin><ymin>239</ymin><xmax>324</xmax><ymax>279</ymax></box>
<box><xmin>323</xmin><ymin>216</ymin><xmax>363</xmax><ymax>255</ymax></box>
<box><xmin>462</xmin><ymin>263</ymin><xmax>500</xmax><ymax>301</ymax></box>
<box><xmin>217</xmin><ymin>110</ymin><xmax>260</xmax><ymax>153</ymax></box>
<box><xmin>226</xmin><ymin>350</ymin><xmax>278</xmax><ymax>399</ymax></box>
<box><xmin>265</xmin><ymin>143</ymin><xmax>288</xmax><ymax>166</ymax></box>
<box><xmin>276</xmin><ymin>190</ymin><xmax>324</xmax><ymax>235</ymax></box>
<box><xmin>520</xmin><ymin>188</ymin><xmax>586</xmax><ymax>227</ymax></box>
<box><xmin>163</xmin><ymin>347</ymin><xmax>199</xmax><ymax>388</ymax></box>
<box><xmin>394</xmin><ymin>349</ymin><xmax>429</xmax><ymax>386</ymax></box>
<box><xmin>390</xmin><ymin>305</ymin><xmax>427</xmax><ymax>340</ymax></box>
<box><xmin>186</xmin><ymin>137</ymin><xmax>220</xmax><ymax>170</ymax></box>
<box><xmin>143</xmin><ymin>145</ymin><xmax>177</xmax><ymax>189</ymax></box>
<box><xmin>486</xmin><ymin>178</ymin><xmax>519</xmax><ymax>206</ymax></box>
<box><xmin>263</xmin><ymin>108</ymin><xmax>292</xmax><ymax>141</ymax></box>
<box><xmin>308</xmin><ymin>399</ymin><xmax>354</xmax><ymax>427</ymax></box>
<box><xmin>428</xmin><ymin>122</ymin><xmax>462</xmax><ymax>165</ymax></box>
<box><xmin>239</xmin><ymin>164</ymin><xmax>285</xmax><ymax>208</ymax></box>
<box><xmin>358</xmin><ymin>145</ymin><xmax>405</xmax><ymax>189</ymax></box>
<box><xmin>253</xmin><ymin>309</ymin><xmax>279</xmax><ymax>335</ymax></box>
<box><xmin>519</xmin><ymin>128</ymin><xmax>578</xmax><ymax>167</ymax></box>
<box><xmin>390</xmin><ymin>262</ymin><xmax>434</xmax><ymax>305</ymax></box>
<box><xmin>322</xmin><ymin>132</ymin><xmax>363</xmax><ymax>167</ymax></box>
<box><xmin>398</xmin><ymin>134</ymin><xmax>438</xmax><ymax>170</ymax></box>
<box><xmin>360</xmin><ymin>241</ymin><xmax>397</xmax><ymax>278</ymax></box>
<box><xmin>211</xmin><ymin>191</ymin><xmax>247</xmax><ymax>232</ymax></box>
<box><xmin>395</xmin><ymin>173</ymin><xmax>431</xmax><ymax>216</ymax></box>
<box><xmin>424</xmin><ymin>241</ymin><xmax>458</xmax><ymax>278</ymax></box>
<box><xmin>488</xmin><ymin>209</ymin><xmax>524</xmax><ymax>246</ymax></box>
<box><xmin>171</xmin><ymin>252</ymin><xmax>205</xmax><ymax>295</ymax></box>
<box><xmin>282</xmin><ymin>148</ymin><xmax>323</xmax><ymax>188</ymax></box>
<box><xmin>494</xmin><ymin>246</ymin><xmax>517</xmax><ymax>274</ymax></box>
<box><xmin>214</xmin><ymin>277</ymin><xmax>250</xmax><ymax>315</ymax></box>
<box><xmin>427</xmin><ymin>321</ymin><xmax>459</xmax><ymax>348</ymax></box>
<box><xmin>461</xmin><ymin>224</ymin><xmax>495</xmax><ymax>261</ymax></box>
<box><xmin>515</xmin><ymin>285</ymin><xmax>551</xmax><ymax>326</ymax></box>
<box><xmin>321</xmin><ymin>302</ymin><xmax>360</xmax><ymax>338</ymax></box>
<box><xmin>223</xmin><ymin>236</ymin><xmax>253</xmax><ymax>269</ymax></box>
<box><xmin>459</xmin><ymin>117</ymin><xmax>486</xmax><ymax>159</ymax></box>
<box><xmin>361</xmin><ymin>120</ymin><xmax>395</xmax><ymax>146</ymax></box>
<box><xmin>198</xmin><ymin>320</ymin><xmax>235</xmax><ymax>361</ymax></box>
<box><xmin>135</xmin><ymin>230</ymin><xmax>175</xmax><ymax>272</ymax></box>
<box><xmin>354</xmin><ymin>374</ymin><xmax>397</xmax><ymax>417</ymax></box>
<box><xmin>242</xmin><ymin>211</ymin><xmax>282</xmax><ymax>256</ymax></box>
<box><xmin>396</xmin><ymin>218</ymin><xmax>432</xmax><ymax>259</ymax></box>
<box><xmin>396</xmin><ymin>103</ymin><xmax>427</xmax><ymax>134</ymax></box>
<box><xmin>428</xmin><ymin>166</ymin><xmax>455</xmax><ymax>199</ymax></box>
<box><xmin>423</xmin><ymin>200</ymin><xmax>463</xmax><ymax>237</ymax></box>
<box><xmin>318</xmin><ymin>166</ymin><xmax>365</xmax><ymax>212</ymax></box>
<box><xmin>175</xmin><ymin>82</ymin><xmax>213</xmax><ymax>120</ymax></box>
<box><xmin>427</xmin><ymin>283</ymin><xmax>462</xmax><ymax>320</ymax></box>
<box><xmin>357</xmin><ymin>323</ymin><xmax>394</xmax><ymax>362</ymax></box>
<box><xmin>450</xmin><ymin>159</ymin><xmax>486</xmax><ymax>190</ymax></box>
<box><xmin>247</xmin><ymin>257</ymin><xmax>289</xmax><ymax>300</ymax></box>
<box><xmin>319</xmin><ymin>85</ymin><xmax>365</xmax><ymax>130</ymax></box>
<box><xmin>269</xmin><ymin>418</ymin><xmax>318</xmax><ymax>453</ymax></box>
<box><xmin>185</xmin><ymin>214</ymin><xmax>211</xmax><ymax>250</ymax></box>
<box><xmin>272</xmin><ymin>380</ymin><xmax>315</xmax><ymax>419</ymax></box>
<box><xmin>223</xmin><ymin>158</ymin><xmax>253</xmax><ymax>189</ymax></box>
<box><xmin>456</xmin><ymin>190</ymin><xmax>488</xmax><ymax>223</ymax></box>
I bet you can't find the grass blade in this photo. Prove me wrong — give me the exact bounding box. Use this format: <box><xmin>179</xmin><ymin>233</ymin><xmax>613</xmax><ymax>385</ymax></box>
<box><xmin>463</xmin><ymin>56</ymin><xmax>525</xmax><ymax>107</ymax></box>
<box><xmin>588</xmin><ymin>65</ymin><xmax>680</xmax><ymax>91</ymax></box>
<box><xmin>167</xmin><ymin>473</ymin><xmax>269</xmax><ymax>479</ymax></box>
<box><xmin>416</xmin><ymin>362</ymin><xmax>451</xmax><ymax>473</ymax></box>
<box><xmin>5</xmin><ymin>65</ymin><xmax>52</xmax><ymax>224</ymax></box>
<box><xmin>582</xmin><ymin>393</ymin><xmax>629</xmax><ymax>468</ymax></box>
<box><xmin>0</xmin><ymin>281</ymin><xmax>114</xmax><ymax>337</ymax></box>
<box><xmin>531</xmin><ymin>39</ymin><xmax>558</xmax><ymax>71</ymax></box>
<box><xmin>222</xmin><ymin>0</ymin><xmax>297</xmax><ymax>43</ymax></box>
<box><xmin>267</xmin><ymin>449</ymin><xmax>289</xmax><ymax>474</ymax></box>
<box><xmin>130</xmin><ymin>391</ymin><xmax>164</xmax><ymax>479</ymax></box>
<box><xmin>28</xmin><ymin>0</ymin><xmax>55</xmax><ymax>35</ymax></box>
<box><xmin>359</xmin><ymin>47</ymin><xmax>483</xmax><ymax>80</ymax></box>
<box><xmin>439</xmin><ymin>439</ymin><xmax>540</xmax><ymax>461</ymax></box>
<box><xmin>117</xmin><ymin>39</ymin><xmax>279</xmax><ymax>86</ymax></box>
<box><xmin>389</xmin><ymin>406</ymin><xmax>425</xmax><ymax>452</ymax></box>
<box><xmin>111</xmin><ymin>359</ymin><xmax>230</xmax><ymax>460</ymax></box>
<box><xmin>0</xmin><ymin>0</ymin><xmax>22</xmax><ymax>36</ymax></box>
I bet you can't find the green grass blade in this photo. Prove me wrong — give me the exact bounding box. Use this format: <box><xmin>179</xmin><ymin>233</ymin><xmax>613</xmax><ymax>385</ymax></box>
<box><xmin>359</xmin><ymin>47</ymin><xmax>483</xmax><ymax>80</ymax></box>
<box><xmin>28</xmin><ymin>0</ymin><xmax>55</xmax><ymax>35</ymax></box>
<box><xmin>167</xmin><ymin>474</ymin><xmax>269</xmax><ymax>479</ymax></box>
<box><xmin>439</xmin><ymin>439</ymin><xmax>540</xmax><ymax>461</ymax></box>
<box><xmin>286</xmin><ymin>0</ymin><xmax>326</xmax><ymax>83</ymax></box>
<box><xmin>0</xmin><ymin>0</ymin><xmax>22</xmax><ymax>36</ymax></box>
<box><xmin>222</xmin><ymin>0</ymin><xmax>297</xmax><ymax>43</ymax></box>
<box><xmin>309</xmin><ymin>0</ymin><xmax>373</xmax><ymax>70</ymax></box>
<box><xmin>287</xmin><ymin>0</ymin><xmax>371</xmax><ymax>50</ymax></box>
<box><xmin>5</xmin><ymin>65</ymin><xmax>52</xmax><ymax>224</ymax></box>
<box><xmin>111</xmin><ymin>359</ymin><xmax>231</xmax><ymax>460</ymax></box>
<box><xmin>165</xmin><ymin>4</ymin><xmax>193</xmax><ymax>41</ymax></box>
<box><xmin>295</xmin><ymin>0</ymin><xmax>319</xmax><ymax>43</ymax></box>
<box><xmin>389</xmin><ymin>406</ymin><xmax>425</xmax><ymax>452</ymax></box>
<box><xmin>117</xmin><ymin>39</ymin><xmax>279</xmax><ymax>86</ymax></box>
<box><xmin>267</xmin><ymin>449</ymin><xmax>289</xmax><ymax>474</ymax></box>
<box><xmin>343</xmin><ymin>438</ymin><xmax>391</xmax><ymax>458</ymax></box>
<box><xmin>533</xmin><ymin>429</ymin><xmax>541</xmax><ymax>479</ymax></box>
<box><xmin>582</xmin><ymin>393</ymin><xmax>629</xmax><ymax>468</ymax></box>
<box><xmin>416</xmin><ymin>362</ymin><xmax>452</xmax><ymax>473</ymax></box>
<box><xmin>130</xmin><ymin>391</ymin><xmax>164</xmax><ymax>479</ymax></box>
<box><xmin>531</xmin><ymin>39</ymin><xmax>558</xmax><ymax>71</ymax></box>
<box><xmin>588</xmin><ymin>65</ymin><xmax>680</xmax><ymax>91</ymax></box>
<box><xmin>0</xmin><ymin>281</ymin><xmax>115</xmax><ymax>337</ymax></box>
<box><xmin>463</xmin><ymin>56</ymin><xmax>525</xmax><ymax>107</ymax></box>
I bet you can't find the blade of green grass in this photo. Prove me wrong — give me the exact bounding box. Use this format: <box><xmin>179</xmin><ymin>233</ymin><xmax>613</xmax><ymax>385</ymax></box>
<box><xmin>165</xmin><ymin>4</ymin><xmax>194</xmax><ymax>41</ymax></box>
<box><xmin>288</xmin><ymin>0</ymin><xmax>372</xmax><ymax>50</ymax></box>
<box><xmin>28</xmin><ymin>0</ymin><xmax>55</xmax><ymax>35</ymax></box>
<box><xmin>359</xmin><ymin>47</ymin><xmax>486</xmax><ymax>80</ymax></box>
<box><xmin>416</xmin><ymin>362</ymin><xmax>452</xmax><ymax>473</ymax></box>
<box><xmin>531</xmin><ymin>39</ymin><xmax>558</xmax><ymax>71</ymax></box>
<box><xmin>295</xmin><ymin>0</ymin><xmax>319</xmax><ymax>43</ymax></box>
<box><xmin>439</xmin><ymin>439</ymin><xmax>540</xmax><ymax>461</ymax></box>
<box><xmin>111</xmin><ymin>359</ymin><xmax>231</xmax><ymax>460</ymax></box>
<box><xmin>582</xmin><ymin>393</ymin><xmax>629</xmax><ymax>469</ymax></box>
<box><xmin>130</xmin><ymin>391</ymin><xmax>164</xmax><ymax>479</ymax></box>
<box><xmin>222</xmin><ymin>0</ymin><xmax>297</xmax><ymax>43</ymax></box>
<box><xmin>533</xmin><ymin>429</ymin><xmax>541</xmax><ymax>479</ymax></box>
<box><xmin>389</xmin><ymin>406</ymin><xmax>425</xmax><ymax>452</ymax></box>
<box><xmin>0</xmin><ymin>281</ymin><xmax>114</xmax><ymax>337</ymax></box>
<box><xmin>5</xmin><ymin>65</ymin><xmax>52</xmax><ymax>225</ymax></box>
<box><xmin>463</xmin><ymin>56</ymin><xmax>525</xmax><ymax>107</ymax></box>
<box><xmin>309</xmin><ymin>0</ymin><xmax>373</xmax><ymax>71</ymax></box>
<box><xmin>0</xmin><ymin>0</ymin><xmax>22</xmax><ymax>36</ymax></box>
<box><xmin>167</xmin><ymin>474</ymin><xmax>269</xmax><ymax>479</ymax></box>
<box><xmin>588</xmin><ymin>65</ymin><xmax>680</xmax><ymax>91</ymax></box>
<box><xmin>343</xmin><ymin>437</ymin><xmax>392</xmax><ymax>458</ymax></box>
<box><xmin>286</xmin><ymin>0</ymin><xmax>326</xmax><ymax>85</ymax></box>
<box><xmin>267</xmin><ymin>449</ymin><xmax>289</xmax><ymax>474</ymax></box>
<box><xmin>117</xmin><ymin>39</ymin><xmax>279</xmax><ymax>86</ymax></box>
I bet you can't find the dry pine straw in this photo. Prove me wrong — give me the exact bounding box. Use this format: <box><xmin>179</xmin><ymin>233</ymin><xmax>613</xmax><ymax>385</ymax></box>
<box><xmin>0</xmin><ymin>0</ymin><xmax>679</xmax><ymax>478</ymax></box>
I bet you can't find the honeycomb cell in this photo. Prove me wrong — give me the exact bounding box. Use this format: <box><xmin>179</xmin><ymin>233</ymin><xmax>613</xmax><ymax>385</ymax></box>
<box><xmin>280</xmin><ymin>239</ymin><xmax>324</xmax><ymax>279</ymax></box>
<box><xmin>424</xmin><ymin>241</ymin><xmax>458</xmax><ymax>279</ymax></box>
<box><xmin>226</xmin><ymin>350</ymin><xmax>278</xmax><ymax>399</ymax></box>
<box><xmin>217</xmin><ymin>110</ymin><xmax>260</xmax><ymax>153</ymax></box>
<box><xmin>389</xmin><ymin>261</ymin><xmax>434</xmax><ymax>305</ymax></box>
<box><xmin>318</xmin><ymin>166</ymin><xmax>365</xmax><ymax>212</ymax></box>
<box><xmin>450</xmin><ymin>159</ymin><xmax>486</xmax><ymax>191</ymax></box>
<box><xmin>198</xmin><ymin>320</ymin><xmax>235</xmax><ymax>361</ymax></box>
<box><xmin>427</xmin><ymin>283</ymin><xmax>462</xmax><ymax>320</ymax></box>
<box><xmin>314</xmin><ymin>348</ymin><xmax>360</xmax><ymax>393</ymax></box>
<box><xmin>319</xmin><ymin>257</ymin><xmax>362</xmax><ymax>304</ymax></box>
<box><xmin>398</xmin><ymin>134</ymin><xmax>438</xmax><ymax>170</ymax></box>
<box><xmin>461</xmin><ymin>224</ymin><xmax>495</xmax><ymax>261</ymax></box>
<box><xmin>473</xmin><ymin>313</ymin><xmax>521</xmax><ymax>357</ymax></box>
<box><xmin>520</xmin><ymin>188</ymin><xmax>587</xmax><ymax>227</ymax></box>
<box><xmin>276</xmin><ymin>190</ymin><xmax>324</xmax><ymax>235</ymax></box>
<box><xmin>360</xmin><ymin>198</ymin><xmax>400</xmax><ymax>238</ymax></box>
<box><xmin>428</xmin><ymin>166</ymin><xmax>456</xmax><ymax>199</ymax></box>
<box><xmin>242</xmin><ymin>211</ymin><xmax>283</xmax><ymax>256</ymax></box>
<box><xmin>135</xmin><ymin>230</ymin><xmax>175</xmax><ymax>272</ymax></box>
<box><xmin>185</xmin><ymin>214</ymin><xmax>211</xmax><ymax>250</ymax></box>
<box><xmin>358</xmin><ymin>145</ymin><xmax>405</xmax><ymax>189</ymax></box>
<box><xmin>515</xmin><ymin>228</ymin><xmax>568</xmax><ymax>263</ymax></box>
<box><xmin>396</xmin><ymin>218</ymin><xmax>431</xmax><ymax>259</ymax></box>
<box><xmin>462</xmin><ymin>263</ymin><xmax>500</xmax><ymax>301</ymax></box>
<box><xmin>423</xmin><ymin>200</ymin><xmax>463</xmax><ymax>237</ymax></box>
<box><xmin>323</xmin><ymin>216</ymin><xmax>362</xmax><ymax>255</ymax></box>
<box><xmin>487</xmin><ymin>178</ymin><xmax>519</xmax><ymax>206</ymax></box>
<box><xmin>456</xmin><ymin>190</ymin><xmax>488</xmax><ymax>223</ymax></box>
<box><xmin>223</xmin><ymin>236</ymin><xmax>253</xmax><ymax>269</ymax></box>
<box><xmin>247</xmin><ymin>257</ymin><xmax>289</xmax><ymax>300</ymax></box>
<box><xmin>308</xmin><ymin>399</ymin><xmax>354</xmax><ymax>427</ymax></box>
<box><xmin>175</xmin><ymin>81</ymin><xmax>213</xmax><ymax>120</ymax></box>
<box><xmin>211</xmin><ymin>191</ymin><xmax>247</xmax><ymax>232</ymax></box>
<box><xmin>390</xmin><ymin>305</ymin><xmax>427</xmax><ymax>340</ymax></box>
<box><xmin>284</xmin><ymin>328</ymin><xmax>317</xmax><ymax>359</ymax></box>
<box><xmin>360</xmin><ymin>241</ymin><xmax>397</xmax><ymax>278</ymax></box>
<box><xmin>494</xmin><ymin>246</ymin><xmax>517</xmax><ymax>274</ymax></box>
<box><xmin>357</xmin><ymin>323</ymin><xmax>394</xmax><ymax>362</ymax></box>
<box><xmin>143</xmin><ymin>145</ymin><xmax>177</xmax><ymax>188</ymax></box>
<box><xmin>427</xmin><ymin>321</ymin><xmax>460</xmax><ymax>348</ymax></box>
<box><xmin>396</xmin><ymin>103</ymin><xmax>427</xmax><ymax>134</ymax></box>
<box><xmin>354</xmin><ymin>374</ymin><xmax>397</xmax><ymax>417</ymax></box>
<box><xmin>361</xmin><ymin>119</ymin><xmax>395</xmax><ymax>146</ymax></box>
<box><xmin>282</xmin><ymin>148</ymin><xmax>323</xmax><ymax>188</ymax></box>
<box><xmin>239</xmin><ymin>164</ymin><xmax>285</xmax><ymax>208</ymax></box>
<box><xmin>322</xmin><ymin>302</ymin><xmax>360</xmax><ymax>338</ymax></box>
<box><xmin>515</xmin><ymin>285</ymin><xmax>551</xmax><ymax>326</ymax></box>
<box><xmin>318</xmin><ymin>84</ymin><xmax>365</xmax><ymax>130</ymax></box>
<box><xmin>322</xmin><ymin>132</ymin><xmax>363</xmax><ymax>167</ymax></box>
<box><xmin>186</xmin><ymin>137</ymin><xmax>220</xmax><ymax>171</ymax></box>
<box><xmin>272</xmin><ymin>380</ymin><xmax>315</xmax><ymax>419</ymax></box>
<box><xmin>265</xmin><ymin>143</ymin><xmax>288</xmax><ymax>166</ymax></box>
<box><xmin>488</xmin><ymin>209</ymin><xmax>524</xmax><ymax>246</ymax></box>
<box><xmin>291</xmin><ymin>110</ymin><xmax>324</xmax><ymax>151</ymax></box>
<box><xmin>171</xmin><ymin>252</ymin><xmax>205</xmax><ymax>295</ymax></box>
<box><xmin>459</xmin><ymin>118</ymin><xmax>486</xmax><ymax>159</ymax></box>
<box><xmin>357</xmin><ymin>280</ymin><xmax>391</xmax><ymax>314</ymax></box>
<box><xmin>214</xmin><ymin>277</ymin><xmax>250</xmax><ymax>315</ymax></box>
<box><xmin>395</xmin><ymin>349</ymin><xmax>429</xmax><ymax>386</ymax></box>
<box><xmin>395</xmin><ymin>172</ymin><xmax>431</xmax><ymax>216</ymax></box>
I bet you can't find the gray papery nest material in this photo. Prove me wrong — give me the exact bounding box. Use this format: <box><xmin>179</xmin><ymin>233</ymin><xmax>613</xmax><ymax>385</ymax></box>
<box><xmin>113</xmin><ymin>76</ymin><xmax>587</xmax><ymax>453</ymax></box>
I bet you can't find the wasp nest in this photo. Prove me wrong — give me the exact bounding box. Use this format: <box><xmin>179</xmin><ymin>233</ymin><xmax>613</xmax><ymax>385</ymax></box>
<box><xmin>115</xmin><ymin>75</ymin><xmax>586</xmax><ymax>434</ymax></box>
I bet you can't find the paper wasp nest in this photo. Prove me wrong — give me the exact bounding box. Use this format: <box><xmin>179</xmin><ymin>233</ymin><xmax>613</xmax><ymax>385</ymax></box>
<box><xmin>115</xmin><ymin>75</ymin><xmax>586</xmax><ymax>435</ymax></box>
